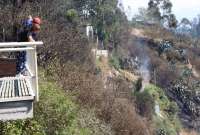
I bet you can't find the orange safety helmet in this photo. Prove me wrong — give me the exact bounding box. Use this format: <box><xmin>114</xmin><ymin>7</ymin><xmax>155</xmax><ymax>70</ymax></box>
<box><xmin>33</xmin><ymin>17</ymin><xmax>42</xmax><ymax>25</ymax></box>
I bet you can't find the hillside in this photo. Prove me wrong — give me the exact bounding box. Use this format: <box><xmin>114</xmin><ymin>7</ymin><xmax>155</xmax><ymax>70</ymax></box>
<box><xmin>116</xmin><ymin>24</ymin><xmax>200</xmax><ymax>134</ymax></box>
<box><xmin>0</xmin><ymin>71</ymin><xmax>113</xmax><ymax>135</ymax></box>
<box><xmin>0</xmin><ymin>0</ymin><xmax>200</xmax><ymax>135</ymax></box>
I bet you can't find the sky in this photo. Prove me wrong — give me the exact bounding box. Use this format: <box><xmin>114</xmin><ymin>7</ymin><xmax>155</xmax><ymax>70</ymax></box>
<box><xmin>120</xmin><ymin>0</ymin><xmax>200</xmax><ymax>21</ymax></box>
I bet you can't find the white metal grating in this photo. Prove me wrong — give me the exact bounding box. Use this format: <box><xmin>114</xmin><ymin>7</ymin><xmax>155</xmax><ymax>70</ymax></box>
<box><xmin>0</xmin><ymin>77</ymin><xmax>32</xmax><ymax>98</ymax></box>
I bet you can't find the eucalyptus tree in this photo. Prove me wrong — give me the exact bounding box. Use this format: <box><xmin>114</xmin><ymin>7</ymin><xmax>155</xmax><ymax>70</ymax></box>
<box><xmin>74</xmin><ymin>0</ymin><xmax>128</xmax><ymax>49</ymax></box>
<box><xmin>147</xmin><ymin>0</ymin><xmax>178</xmax><ymax>28</ymax></box>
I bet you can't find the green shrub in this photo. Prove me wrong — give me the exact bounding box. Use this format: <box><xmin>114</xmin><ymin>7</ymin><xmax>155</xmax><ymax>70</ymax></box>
<box><xmin>0</xmin><ymin>71</ymin><xmax>114</xmax><ymax>135</ymax></box>
<box><xmin>135</xmin><ymin>78</ymin><xmax>143</xmax><ymax>92</ymax></box>
<box><xmin>142</xmin><ymin>85</ymin><xmax>182</xmax><ymax>135</ymax></box>
<box><xmin>135</xmin><ymin>91</ymin><xmax>155</xmax><ymax>119</ymax></box>
<box><xmin>109</xmin><ymin>55</ymin><xmax>121</xmax><ymax>70</ymax></box>
<box><xmin>0</xmin><ymin>72</ymin><xmax>91</xmax><ymax>135</ymax></box>
<box><xmin>166</xmin><ymin>102</ymin><xmax>178</xmax><ymax>119</ymax></box>
<box><xmin>0</xmin><ymin>120</ymin><xmax>44</xmax><ymax>135</ymax></box>
<box><xmin>154</xmin><ymin>116</ymin><xmax>178</xmax><ymax>135</ymax></box>
<box><xmin>35</xmin><ymin>79</ymin><xmax>79</xmax><ymax>135</ymax></box>
<box><xmin>66</xmin><ymin>9</ymin><xmax>78</xmax><ymax>22</ymax></box>
<box><xmin>144</xmin><ymin>85</ymin><xmax>170</xmax><ymax>110</ymax></box>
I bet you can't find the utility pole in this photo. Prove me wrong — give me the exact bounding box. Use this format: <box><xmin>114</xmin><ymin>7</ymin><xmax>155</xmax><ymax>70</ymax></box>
<box><xmin>154</xmin><ymin>69</ymin><xmax>157</xmax><ymax>85</ymax></box>
<box><xmin>12</xmin><ymin>0</ymin><xmax>25</xmax><ymax>41</ymax></box>
<box><xmin>12</xmin><ymin>0</ymin><xmax>17</xmax><ymax>41</ymax></box>
<box><xmin>2</xmin><ymin>28</ymin><xmax>5</xmax><ymax>42</ymax></box>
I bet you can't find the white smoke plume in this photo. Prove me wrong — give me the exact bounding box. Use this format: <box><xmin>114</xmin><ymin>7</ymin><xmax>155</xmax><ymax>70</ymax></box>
<box><xmin>139</xmin><ymin>58</ymin><xmax>150</xmax><ymax>92</ymax></box>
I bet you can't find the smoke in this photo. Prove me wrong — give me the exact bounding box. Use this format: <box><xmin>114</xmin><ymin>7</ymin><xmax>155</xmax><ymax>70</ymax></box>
<box><xmin>139</xmin><ymin>57</ymin><xmax>150</xmax><ymax>92</ymax></box>
<box><xmin>134</xmin><ymin>37</ymin><xmax>151</xmax><ymax>92</ymax></box>
<box><xmin>129</xmin><ymin>37</ymin><xmax>151</xmax><ymax>91</ymax></box>
<box><xmin>140</xmin><ymin>58</ymin><xmax>150</xmax><ymax>82</ymax></box>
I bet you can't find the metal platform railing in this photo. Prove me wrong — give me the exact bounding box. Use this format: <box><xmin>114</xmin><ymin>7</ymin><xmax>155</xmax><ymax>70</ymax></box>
<box><xmin>0</xmin><ymin>42</ymin><xmax>43</xmax><ymax>102</ymax></box>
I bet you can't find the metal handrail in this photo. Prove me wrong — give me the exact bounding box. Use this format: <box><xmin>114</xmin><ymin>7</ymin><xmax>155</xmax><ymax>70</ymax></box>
<box><xmin>0</xmin><ymin>76</ymin><xmax>33</xmax><ymax>81</ymax></box>
<box><xmin>0</xmin><ymin>41</ymin><xmax>43</xmax><ymax>102</ymax></box>
<box><xmin>0</xmin><ymin>47</ymin><xmax>34</xmax><ymax>52</ymax></box>
<box><xmin>0</xmin><ymin>42</ymin><xmax>43</xmax><ymax>47</ymax></box>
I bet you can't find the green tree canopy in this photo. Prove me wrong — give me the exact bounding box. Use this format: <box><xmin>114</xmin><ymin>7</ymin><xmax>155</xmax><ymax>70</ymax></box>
<box><xmin>147</xmin><ymin>0</ymin><xmax>177</xmax><ymax>28</ymax></box>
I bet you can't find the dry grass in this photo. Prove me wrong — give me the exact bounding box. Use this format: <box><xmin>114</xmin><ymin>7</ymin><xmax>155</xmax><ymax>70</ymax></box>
<box><xmin>143</xmin><ymin>25</ymin><xmax>175</xmax><ymax>41</ymax></box>
<box><xmin>110</xmin><ymin>98</ymin><xmax>151</xmax><ymax>135</ymax></box>
<box><xmin>180</xmin><ymin>130</ymin><xmax>199</xmax><ymax>135</ymax></box>
<box><xmin>97</xmin><ymin>56</ymin><xmax>111</xmax><ymax>75</ymax></box>
<box><xmin>119</xmin><ymin>69</ymin><xmax>139</xmax><ymax>82</ymax></box>
<box><xmin>131</xmin><ymin>28</ymin><xmax>146</xmax><ymax>38</ymax></box>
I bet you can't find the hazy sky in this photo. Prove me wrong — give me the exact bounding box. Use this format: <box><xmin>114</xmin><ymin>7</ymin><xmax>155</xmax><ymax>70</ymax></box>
<box><xmin>120</xmin><ymin>0</ymin><xmax>200</xmax><ymax>21</ymax></box>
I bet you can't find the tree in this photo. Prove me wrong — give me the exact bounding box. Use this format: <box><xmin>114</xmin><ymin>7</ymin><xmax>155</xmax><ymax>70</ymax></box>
<box><xmin>195</xmin><ymin>15</ymin><xmax>200</xmax><ymax>36</ymax></box>
<box><xmin>73</xmin><ymin>0</ymin><xmax>127</xmax><ymax>49</ymax></box>
<box><xmin>181</xmin><ymin>18</ymin><xmax>191</xmax><ymax>25</ymax></box>
<box><xmin>161</xmin><ymin>0</ymin><xmax>172</xmax><ymax>15</ymax></box>
<box><xmin>148</xmin><ymin>0</ymin><xmax>172</xmax><ymax>16</ymax></box>
<box><xmin>147</xmin><ymin>0</ymin><xmax>161</xmax><ymax>22</ymax></box>
<box><xmin>147</xmin><ymin>0</ymin><xmax>177</xmax><ymax>28</ymax></box>
<box><xmin>167</xmin><ymin>14</ymin><xmax>178</xmax><ymax>28</ymax></box>
<box><xmin>135</xmin><ymin>91</ymin><xmax>155</xmax><ymax>119</ymax></box>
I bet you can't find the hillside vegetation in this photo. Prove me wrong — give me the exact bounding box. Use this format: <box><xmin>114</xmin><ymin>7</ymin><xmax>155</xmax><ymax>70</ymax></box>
<box><xmin>0</xmin><ymin>71</ymin><xmax>113</xmax><ymax>135</ymax></box>
<box><xmin>0</xmin><ymin>0</ymin><xmax>200</xmax><ymax>135</ymax></box>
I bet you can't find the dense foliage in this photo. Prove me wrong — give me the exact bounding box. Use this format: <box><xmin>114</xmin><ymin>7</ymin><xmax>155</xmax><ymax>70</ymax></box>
<box><xmin>0</xmin><ymin>72</ymin><xmax>114</xmax><ymax>135</ymax></box>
